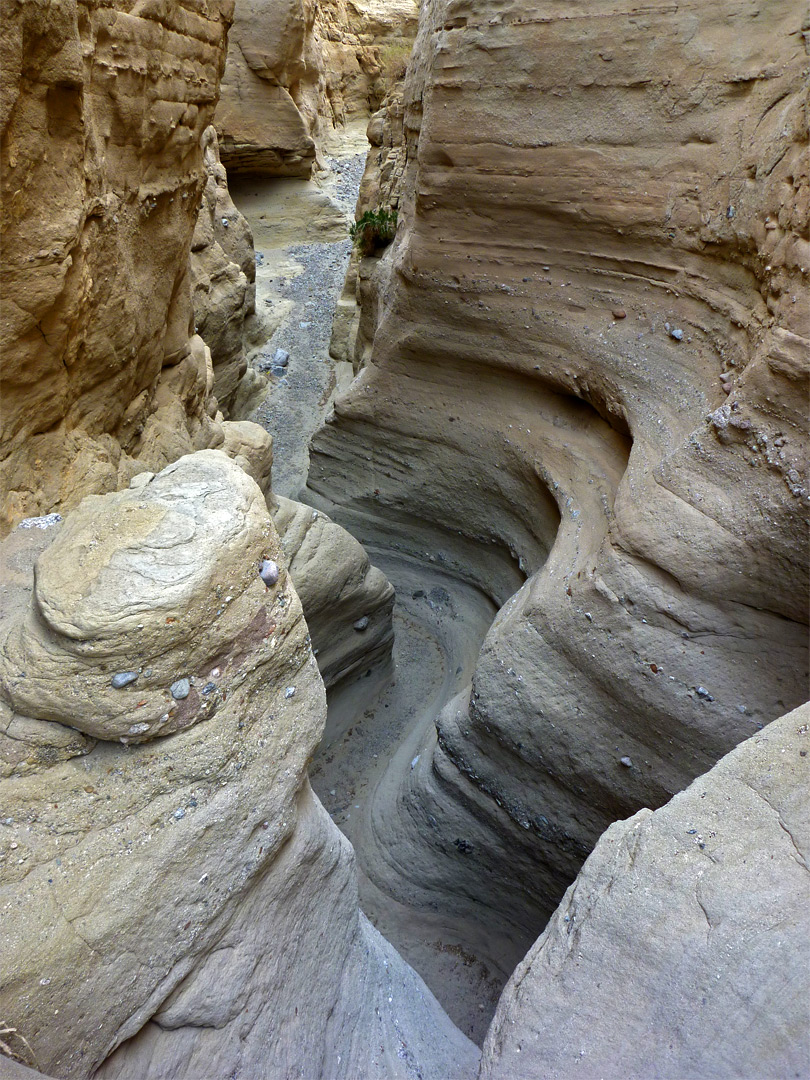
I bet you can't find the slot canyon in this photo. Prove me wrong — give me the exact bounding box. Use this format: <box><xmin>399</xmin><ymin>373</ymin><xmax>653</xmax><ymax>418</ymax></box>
<box><xmin>0</xmin><ymin>1</ymin><xmax>808</xmax><ymax>1078</ymax></box>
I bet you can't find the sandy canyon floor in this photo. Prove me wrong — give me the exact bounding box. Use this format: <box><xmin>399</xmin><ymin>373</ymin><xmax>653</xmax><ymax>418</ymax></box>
<box><xmin>230</xmin><ymin>126</ymin><xmax>523</xmax><ymax>1044</ymax></box>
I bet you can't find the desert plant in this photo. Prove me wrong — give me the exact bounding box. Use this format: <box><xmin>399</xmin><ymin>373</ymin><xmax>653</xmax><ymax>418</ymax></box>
<box><xmin>349</xmin><ymin>207</ymin><xmax>398</xmax><ymax>256</ymax></box>
<box><xmin>379</xmin><ymin>39</ymin><xmax>413</xmax><ymax>83</ymax></box>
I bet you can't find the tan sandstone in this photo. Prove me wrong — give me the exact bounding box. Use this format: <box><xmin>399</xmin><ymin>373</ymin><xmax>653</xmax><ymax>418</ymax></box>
<box><xmin>306</xmin><ymin>0</ymin><xmax>810</xmax><ymax>1043</ymax></box>
<box><xmin>215</xmin><ymin>0</ymin><xmax>418</xmax><ymax>176</ymax></box>
<box><xmin>0</xmin><ymin>452</ymin><xmax>476</xmax><ymax>1079</ymax></box>
<box><xmin>0</xmin><ymin>1</ymin><xmax>243</xmax><ymax>535</ymax></box>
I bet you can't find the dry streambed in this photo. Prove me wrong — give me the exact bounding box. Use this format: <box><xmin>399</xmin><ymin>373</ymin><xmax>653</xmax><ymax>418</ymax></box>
<box><xmin>232</xmin><ymin>129</ymin><xmax>529</xmax><ymax>1044</ymax></box>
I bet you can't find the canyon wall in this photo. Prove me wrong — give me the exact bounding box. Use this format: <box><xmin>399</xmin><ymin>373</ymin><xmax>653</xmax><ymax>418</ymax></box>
<box><xmin>308</xmin><ymin>0</ymin><xmax>809</xmax><ymax>975</ymax></box>
<box><xmin>0</xmin><ymin>453</ymin><xmax>474</xmax><ymax>1080</ymax></box>
<box><xmin>189</xmin><ymin>126</ymin><xmax>257</xmax><ymax>415</ymax></box>
<box><xmin>215</xmin><ymin>0</ymin><xmax>418</xmax><ymax>176</ymax></box>
<box><xmin>0</xmin><ymin>0</ymin><xmax>241</xmax><ymax>535</ymax></box>
<box><xmin>481</xmin><ymin>701</ymin><xmax>810</xmax><ymax>1080</ymax></box>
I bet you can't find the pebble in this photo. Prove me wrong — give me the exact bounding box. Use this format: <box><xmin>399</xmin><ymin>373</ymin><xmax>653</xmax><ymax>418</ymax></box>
<box><xmin>612</xmin><ymin>308</ymin><xmax>626</xmax><ymax>319</ymax></box>
<box><xmin>171</xmin><ymin>678</ymin><xmax>190</xmax><ymax>700</ymax></box>
<box><xmin>620</xmin><ymin>756</ymin><xmax>633</xmax><ymax>767</ymax></box>
<box><xmin>260</xmin><ymin>559</ymin><xmax>280</xmax><ymax>587</ymax></box>
<box><xmin>285</xmin><ymin>686</ymin><xmax>296</xmax><ymax>699</ymax></box>
<box><xmin>201</xmin><ymin>682</ymin><xmax>217</xmax><ymax>695</ymax></box>
<box><xmin>353</xmin><ymin>616</ymin><xmax>370</xmax><ymax>631</ymax></box>
<box><xmin>111</xmin><ymin>671</ymin><xmax>138</xmax><ymax>689</ymax></box>
<box><xmin>695</xmin><ymin>686</ymin><xmax>714</xmax><ymax>701</ymax></box>
<box><xmin>127</xmin><ymin>723</ymin><xmax>150</xmax><ymax>735</ymax></box>
<box><xmin>273</xmin><ymin>348</ymin><xmax>290</xmax><ymax>367</ymax></box>
<box><xmin>173</xmin><ymin>808</ymin><xmax>186</xmax><ymax>820</ymax></box>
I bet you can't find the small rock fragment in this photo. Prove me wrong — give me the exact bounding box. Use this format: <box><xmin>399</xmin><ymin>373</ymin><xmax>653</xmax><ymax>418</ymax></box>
<box><xmin>127</xmin><ymin>723</ymin><xmax>150</xmax><ymax>735</ymax></box>
<box><xmin>695</xmin><ymin>686</ymin><xmax>714</xmax><ymax>701</ymax></box>
<box><xmin>273</xmin><ymin>348</ymin><xmax>290</xmax><ymax>367</ymax></box>
<box><xmin>353</xmin><ymin>616</ymin><xmax>370</xmax><ymax>632</ymax></box>
<box><xmin>285</xmin><ymin>686</ymin><xmax>296</xmax><ymax>699</ymax></box>
<box><xmin>111</xmin><ymin>671</ymin><xmax>138</xmax><ymax>689</ymax></box>
<box><xmin>669</xmin><ymin>326</ymin><xmax>684</xmax><ymax>341</ymax></box>
<box><xmin>171</xmin><ymin>678</ymin><xmax>190</xmax><ymax>700</ymax></box>
<box><xmin>260</xmin><ymin>559</ymin><xmax>280</xmax><ymax>587</ymax></box>
<box><xmin>129</xmin><ymin>472</ymin><xmax>154</xmax><ymax>490</ymax></box>
<box><xmin>173</xmin><ymin>808</ymin><xmax>186</xmax><ymax>820</ymax></box>
<box><xmin>612</xmin><ymin>308</ymin><xmax>626</xmax><ymax>319</ymax></box>
<box><xmin>620</xmin><ymin>756</ymin><xmax>633</xmax><ymax>767</ymax></box>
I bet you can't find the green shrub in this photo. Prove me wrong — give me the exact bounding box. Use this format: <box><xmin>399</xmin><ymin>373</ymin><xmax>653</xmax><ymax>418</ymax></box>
<box><xmin>350</xmin><ymin>208</ymin><xmax>398</xmax><ymax>256</ymax></box>
<box><xmin>379</xmin><ymin>40</ymin><xmax>413</xmax><ymax>82</ymax></box>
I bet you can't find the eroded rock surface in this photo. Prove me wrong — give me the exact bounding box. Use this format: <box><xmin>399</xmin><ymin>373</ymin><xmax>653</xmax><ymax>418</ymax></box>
<box><xmin>307</xmin><ymin>0</ymin><xmax>810</xmax><ymax>1003</ymax></box>
<box><xmin>0</xmin><ymin>452</ymin><xmax>476</xmax><ymax>1080</ymax></box>
<box><xmin>190</xmin><ymin>127</ymin><xmax>267</xmax><ymax>414</ymax></box>
<box><xmin>481</xmin><ymin>702</ymin><xmax>810</xmax><ymax>1080</ymax></box>
<box><xmin>215</xmin><ymin>0</ymin><xmax>418</xmax><ymax>176</ymax></box>
<box><xmin>272</xmin><ymin>495</ymin><xmax>395</xmax><ymax>688</ymax></box>
<box><xmin>0</xmin><ymin>0</ymin><xmax>236</xmax><ymax>534</ymax></box>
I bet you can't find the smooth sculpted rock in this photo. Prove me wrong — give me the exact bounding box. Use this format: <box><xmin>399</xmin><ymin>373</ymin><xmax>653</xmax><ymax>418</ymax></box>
<box><xmin>481</xmin><ymin>703</ymin><xmax>810</xmax><ymax>1080</ymax></box>
<box><xmin>305</xmin><ymin>0</ymin><xmax>810</xmax><ymax>1019</ymax></box>
<box><xmin>0</xmin><ymin>451</ymin><xmax>281</xmax><ymax>744</ymax></box>
<box><xmin>0</xmin><ymin>451</ymin><xmax>478</xmax><ymax>1080</ymax></box>
<box><xmin>272</xmin><ymin>495</ymin><xmax>395</xmax><ymax>688</ymax></box>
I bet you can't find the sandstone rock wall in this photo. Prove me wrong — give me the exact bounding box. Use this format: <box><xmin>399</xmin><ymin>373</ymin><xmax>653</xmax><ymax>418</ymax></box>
<box><xmin>189</xmin><ymin>126</ymin><xmax>266</xmax><ymax>414</ymax></box>
<box><xmin>0</xmin><ymin>0</ymin><xmax>247</xmax><ymax>535</ymax></box>
<box><xmin>215</xmin><ymin>0</ymin><xmax>418</xmax><ymax>176</ymax></box>
<box><xmin>481</xmin><ymin>702</ymin><xmax>810</xmax><ymax>1080</ymax></box>
<box><xmin>0</xmin><ymin>453</ymin><xmax>475</xmax><ymax>1079</ymax></box>
<box><xmin>308</xmin><ymin>0</ymin><xmax>810</xmax><ymax>955</ymax></box>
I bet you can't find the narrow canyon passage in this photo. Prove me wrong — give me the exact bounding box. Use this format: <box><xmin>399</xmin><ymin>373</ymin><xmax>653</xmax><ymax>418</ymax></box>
<box><xmin>230</xmin><ymin>130</ymin><xmax>560</xmax><ymax>1044</ymax></box>
<box><xmin>229</xmin><ymin>122</ymin><xmax>371</xmax><ymax>498</ymax></box>
<box><xmin>3</xmin><ymin>2</ymin><xmax>807</xmax><ymax>1077</ymax></box>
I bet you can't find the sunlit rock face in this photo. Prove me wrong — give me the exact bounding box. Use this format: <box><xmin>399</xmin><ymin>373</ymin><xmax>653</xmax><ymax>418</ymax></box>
<box><xmin>0</xmin><ymin>1</ymin><xmax>243</xmax><ymax>535</ymax></box>
<box><xmin>307</xmin><ymin>0</ymin><xmax>809</xmax><ymax>951</ymax></box>
<box><xmin>215</xmin><ymin>0</ymin><xmax>418</xmax><ymax>176</ymax></box>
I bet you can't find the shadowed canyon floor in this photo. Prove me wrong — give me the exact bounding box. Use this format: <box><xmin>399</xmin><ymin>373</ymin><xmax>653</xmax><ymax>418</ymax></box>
<box><xmin>231</xmin><ymin>124</ymin><xmax>535</xmax><ymax>1044</ymax></box>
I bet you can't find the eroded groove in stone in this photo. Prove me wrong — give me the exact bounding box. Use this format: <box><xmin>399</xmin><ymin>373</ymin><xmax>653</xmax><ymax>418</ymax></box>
<box><xmin>302</xmin><ymin>0</ymin><xmax>810</xmax><ymax>1052</ymax></box>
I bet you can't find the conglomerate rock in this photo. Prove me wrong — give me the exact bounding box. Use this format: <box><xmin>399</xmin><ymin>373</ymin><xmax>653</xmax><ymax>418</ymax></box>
<box><xmin>307</xmin><ymin>0</ymin><xmax>809</xmax><ymax>974</ymax></box>
<box><xmin>0</xmin><ymin>0</ymin><xmax>238</xmax><ymax>535</ymax></box>
<box><xmin>0</xmin><ymin>452</ymin><xmax>477</xmax><ymax>1080</ymax></box>
<box><xmin>214</xmin><ymin>420</ymin><xmax>397</xmax><ymax>689</ymax></box>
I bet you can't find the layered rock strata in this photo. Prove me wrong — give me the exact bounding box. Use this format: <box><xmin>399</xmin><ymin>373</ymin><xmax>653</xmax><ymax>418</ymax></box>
<box><xmin>307</xmin><ymin>0</ymin><xmax>810</xmax><ymax>993</ymax></box>
<box><xmin>190</xmin><ymin>126</ymin><xmax>267</xmax><ymax>415</ymax></box>
<box><xmin>0</xmin><ymin>452</ymin><xmax>476</xmax><ymax>1079</ymax></box>
<box><xmin>272</xmin><ymin>495</ymin><xmax>395</xmax><ymax>689</ymax></box>
<box><xmin>0</xmin><ymin>1</ymin><xmax>239</xmax><ymax>535</ymax></box>
<box><xmin>215</xmin><ymin>0</ymin><xmax>418</xmax><ymax>176</ymax></box>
